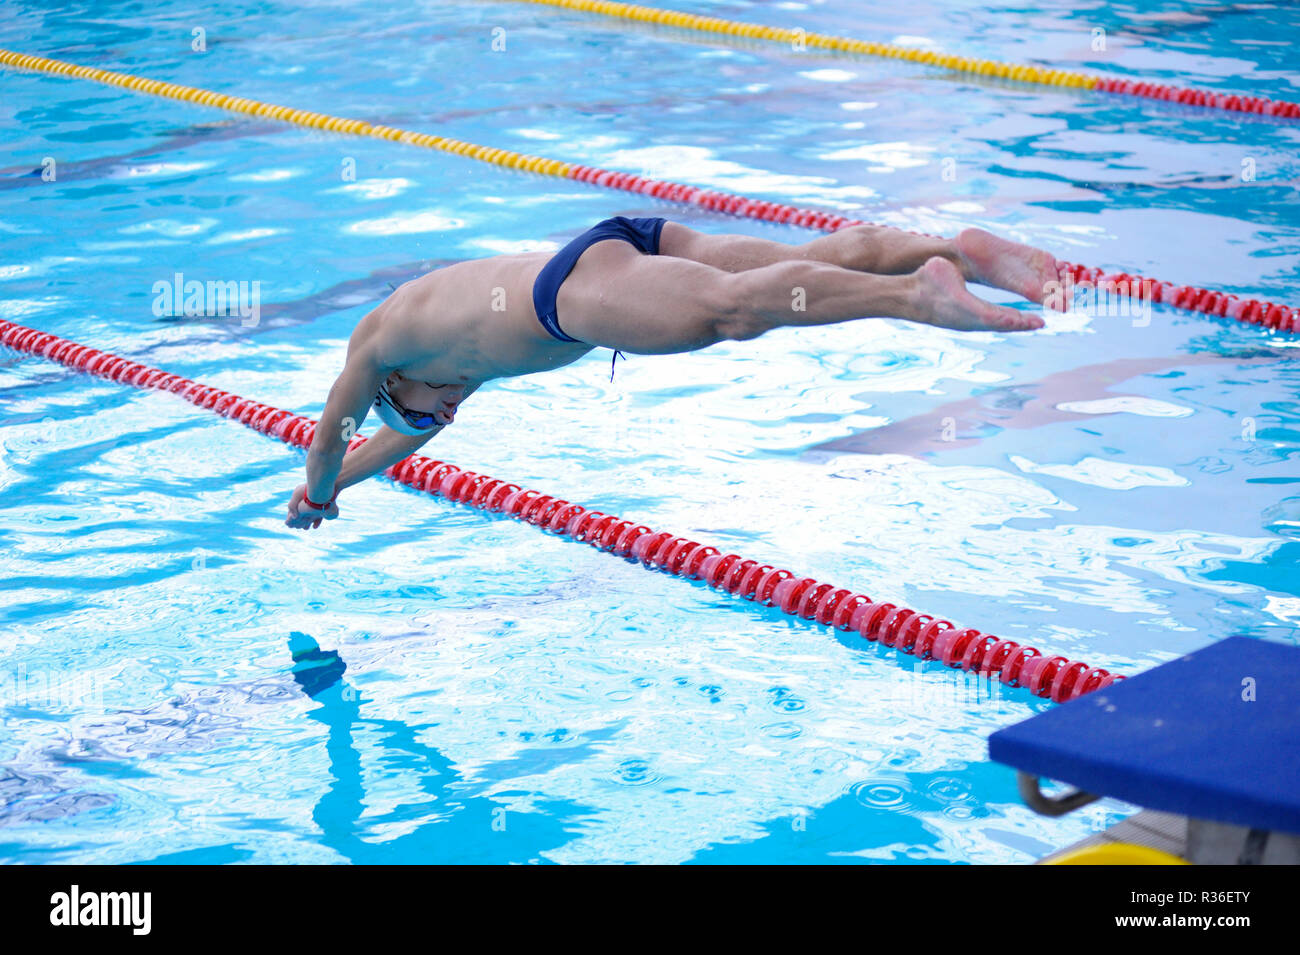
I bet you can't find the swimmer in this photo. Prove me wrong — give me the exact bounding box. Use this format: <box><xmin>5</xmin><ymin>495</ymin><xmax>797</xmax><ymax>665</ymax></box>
<box><xmin>285</xmin><ymin>218</ymin><xmax>1066</xmax><ymax>528</ymax></box>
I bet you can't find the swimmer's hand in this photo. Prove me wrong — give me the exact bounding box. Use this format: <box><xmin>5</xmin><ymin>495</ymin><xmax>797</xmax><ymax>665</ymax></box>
<box><xmin>285</xmin><ymin>484</ymin><xmax>339</xmax><ymax>530</ymax></box>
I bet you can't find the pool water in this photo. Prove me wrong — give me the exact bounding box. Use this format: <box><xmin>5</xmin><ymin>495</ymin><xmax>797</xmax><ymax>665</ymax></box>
<box><xmin>1</xmin><ymin>0</ymin><xmax>1298</xmax><ymax>864</ymax></box>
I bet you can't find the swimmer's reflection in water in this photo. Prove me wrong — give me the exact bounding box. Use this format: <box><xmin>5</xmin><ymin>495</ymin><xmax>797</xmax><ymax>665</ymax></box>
<box><xmin>285</xmin><ymin>633</ymin><xmax>578</xmax><ymax>862</ymax></box>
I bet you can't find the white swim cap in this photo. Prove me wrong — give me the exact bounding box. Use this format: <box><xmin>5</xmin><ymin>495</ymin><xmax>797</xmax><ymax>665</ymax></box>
<box><xmin>373</xmin><ymin>382</ymin><xmax>438</xmax><ymax>436</ymax></box>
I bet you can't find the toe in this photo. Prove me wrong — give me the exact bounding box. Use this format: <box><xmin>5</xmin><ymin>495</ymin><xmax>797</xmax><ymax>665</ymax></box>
<box><xmin>993</xmin><ymin>306</ymin><xmax>1041</xmax><ymax>331</ymax></box>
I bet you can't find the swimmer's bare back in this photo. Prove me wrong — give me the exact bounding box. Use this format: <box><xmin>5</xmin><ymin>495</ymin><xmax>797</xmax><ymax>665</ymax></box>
<box><xmin>285</xmin><ymin>219</ymin><xmax>1063</xmax><ymax>530</ymax></box>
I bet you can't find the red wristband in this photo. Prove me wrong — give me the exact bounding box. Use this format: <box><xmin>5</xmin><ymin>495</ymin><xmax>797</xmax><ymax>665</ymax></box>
<box><xmin>302</xmin><ymin>493</ymin><xmax>332</xmax><ymax>511</ymax></box>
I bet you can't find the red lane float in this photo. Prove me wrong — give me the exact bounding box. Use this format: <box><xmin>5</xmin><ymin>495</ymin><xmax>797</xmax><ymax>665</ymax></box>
<box><xmin>1092</xmin><ymin>77</ymin><xmax>1300</xmax><ymax>118</ymax></box>
<box><xmin>1</xmin><ymin>317</ymin><xmax>1123</xmax><ymax>702</ymax></box>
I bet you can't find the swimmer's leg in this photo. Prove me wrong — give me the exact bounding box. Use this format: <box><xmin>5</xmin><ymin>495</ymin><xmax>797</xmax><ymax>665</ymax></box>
<box><xmin>660</xmin><ymin>222</ymin><xmax>1064</xmax><ymax>305</ymax></box>
<box><xmin>557</xmin><ymin>241</ymin><xmax>1041</xmax><ymax>355</ymax></box>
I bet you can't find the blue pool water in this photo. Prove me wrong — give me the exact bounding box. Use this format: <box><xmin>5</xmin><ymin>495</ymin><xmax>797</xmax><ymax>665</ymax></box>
<box><xmin>1</xmin><ymin>0</ymin><xmax>1298</xmax><ymax>864</ymax></box>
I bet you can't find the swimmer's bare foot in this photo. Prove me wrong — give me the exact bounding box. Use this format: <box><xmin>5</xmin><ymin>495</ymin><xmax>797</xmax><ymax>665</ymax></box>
<box><xmin>954</xmin><ymin>227</ymin><xmax>1066</xmax><ymax>306</ymax></box>
<box><xmin>910</xmin><ymin>257</ymin><xmax>1044</xmax><ymax>332</ymax></box>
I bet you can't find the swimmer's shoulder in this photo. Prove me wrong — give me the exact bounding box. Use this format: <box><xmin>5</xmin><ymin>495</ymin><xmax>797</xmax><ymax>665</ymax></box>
<box><xmin>347</xmin><ymin>279</ymin><xmax>425</xmax><ymax>362</ymax></box>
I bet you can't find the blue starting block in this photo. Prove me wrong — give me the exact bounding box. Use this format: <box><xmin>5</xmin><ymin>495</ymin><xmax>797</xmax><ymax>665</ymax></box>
<box><xmin>990</xmin><ymin>636</ymin><xmax>1300</xmax><ymax>863</ymax></box>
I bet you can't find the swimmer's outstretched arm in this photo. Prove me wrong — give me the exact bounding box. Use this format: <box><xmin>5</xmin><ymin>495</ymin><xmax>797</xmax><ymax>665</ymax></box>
<box><xmin>327</xmin><ymin>382</ymin><xmax>479</xmax><ymax>502</ymax></box>
<box><xmin>285</xmin><ymin>424</ymin><xmax>442</xmax><ymax>530</ymax></box>
<box><xmin>283</xmin><ymin>315</ymin><xmax>393</xmax><ymax>529</ymax></box>
<box><xmin>336</xmin><ymin>424</ymin><xmax>443</xmax><ymax>493</ymax></box>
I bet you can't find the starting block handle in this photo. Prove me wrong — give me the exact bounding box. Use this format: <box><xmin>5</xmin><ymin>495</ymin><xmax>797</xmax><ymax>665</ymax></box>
<box><xmin>1018</xmin><ymin>772</ymin><xmax>1100</xmax><ymax>817</ymax></box>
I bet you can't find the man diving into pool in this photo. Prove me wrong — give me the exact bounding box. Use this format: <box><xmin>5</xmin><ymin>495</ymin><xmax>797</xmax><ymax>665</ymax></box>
<box><xmin>285</xmin><ymin>217</ymin><xmax>1064</xmax><ymax>529</ymax></box>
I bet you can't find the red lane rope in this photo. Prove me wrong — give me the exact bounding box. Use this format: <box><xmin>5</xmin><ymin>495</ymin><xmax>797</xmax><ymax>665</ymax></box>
<box><xmin>1092</xmin><ymin>76</ymin><xmax>1300</xmax><ymax>118</ymax></box>
<box><xmin>2</xmin><ymin>317</ymin><xmax>1123</xmax><ymax>702</ymax></box>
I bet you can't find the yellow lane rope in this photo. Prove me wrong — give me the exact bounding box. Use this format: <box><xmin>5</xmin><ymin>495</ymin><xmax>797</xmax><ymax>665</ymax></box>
<box><xmin>508</xmin><ymin>0</ymin><xmax>1300</xmax><ymax>117</ymax></box>
<box><xmin>0</xmin><ymin>49</ymin><xmax>575</xmax><ymax>178</ymax></box>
